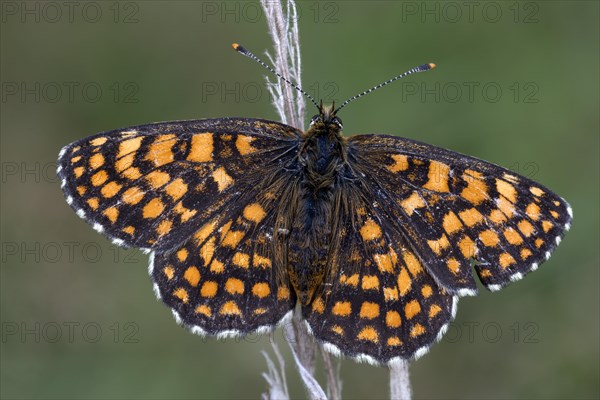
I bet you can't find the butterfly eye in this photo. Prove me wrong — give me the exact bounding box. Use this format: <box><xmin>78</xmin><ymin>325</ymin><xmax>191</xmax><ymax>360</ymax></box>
<box><xmin>310</xmin><ymin>115</ymin><xmax>322</xmax><ymax>126</ymax></box>
<box><xmin>333</xmin><ymin>117</ymin><xmax>343</xmax><ymax>129</ymax></box>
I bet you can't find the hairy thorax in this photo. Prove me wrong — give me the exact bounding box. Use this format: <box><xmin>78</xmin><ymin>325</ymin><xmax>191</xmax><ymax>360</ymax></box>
<box><xmin>287</xmin><ymin>120</ymin><xmax>348</xmax><ymax>304</ymax></box>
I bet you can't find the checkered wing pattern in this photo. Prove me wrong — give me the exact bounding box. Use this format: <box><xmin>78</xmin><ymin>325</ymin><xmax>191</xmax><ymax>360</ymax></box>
<box><xmin>58</xmin><ymin>118</ymin><xmax>300</xmax><ymax>252</ymax></box>
<box><xmin>302</xmin><ymin>186</ymin><xmax>456</xmax><ymax>363</ymax></box>
<box><xmin>347</xmin><ymin>134</ymin><xmax>572</xmax><ymax>294</ymax></box>
<box><xmin>58</xmin><ymin>118</ymin><xmax>301</xmax><ymax>334</ymax></box>
<box><xmin>58</xmin><ymin>114</ymin><xmax>573</xmax><ymax>362</ymax></box>
<box><xmin>151</xmin><ymin>187</ymin><xmax>297</xmax><ymax>336</ymax></box>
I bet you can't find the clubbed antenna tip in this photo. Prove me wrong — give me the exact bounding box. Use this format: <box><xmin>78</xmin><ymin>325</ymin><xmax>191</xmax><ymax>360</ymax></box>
<box><xmin>232</xmin><ymin>43</ymin><xmax>245</xmax><ymax>53</ymax></box>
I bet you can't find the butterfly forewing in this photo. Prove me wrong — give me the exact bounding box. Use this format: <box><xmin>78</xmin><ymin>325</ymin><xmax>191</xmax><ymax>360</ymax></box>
<box><xmin>348</xmin><ymin>134</ymin><xmax>572</xmax><ymax>293</ymax></box>
<box><xmin>58</xmin><ymin>118</ymin><xmax>301</xmax><ymax>252</ymax></box>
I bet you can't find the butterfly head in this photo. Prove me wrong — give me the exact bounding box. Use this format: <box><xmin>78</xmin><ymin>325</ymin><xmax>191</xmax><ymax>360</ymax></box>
<box><xmin>309</xmin><ymin>101</ymin><xmax>343</xmax><ymax>133</ymax></box>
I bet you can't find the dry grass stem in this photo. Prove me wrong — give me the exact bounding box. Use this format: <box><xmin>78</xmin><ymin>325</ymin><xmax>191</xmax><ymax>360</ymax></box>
<box><xmin>389</xmin><ymin>360</ymin><xmax>412</xmax><ymax>400</ymax></box>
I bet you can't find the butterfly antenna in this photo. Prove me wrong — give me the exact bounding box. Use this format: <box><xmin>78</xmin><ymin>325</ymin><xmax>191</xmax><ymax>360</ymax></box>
<box><xmin>232</xmin><ymin>43</ymin><xmax>320</xmax><ymax>110</ymax></box>
<box><xmin>334</xmin><ymin>63</ymin><xmax>436</xmax><ymax>114</ymax></box>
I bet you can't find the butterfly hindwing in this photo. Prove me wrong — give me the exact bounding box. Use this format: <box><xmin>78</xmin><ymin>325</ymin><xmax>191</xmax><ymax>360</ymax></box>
<box><xmin>303</xmin><ymin>186</ymin><xmax>456</xmax><ymax>363</ymax></box>
<box><xmin>151</xmin><ymin>187</ymin><xmax>297</xmax><ymax>336</ymax></box>
<box><xmin>58</xmin><ymin>118</ymin><xmax>301</xmax><ymax>252</ymax></box>
<box><xmin>348</xmin><ymin>134</ymin><xmax>572</xmax><ymax>293</ymax></box>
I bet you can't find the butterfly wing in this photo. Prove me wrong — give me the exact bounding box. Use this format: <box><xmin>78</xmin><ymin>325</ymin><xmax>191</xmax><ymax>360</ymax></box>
<box><xmin>58</xmin><ymin>118</ymin><xmax>302</xmax><ymax>335</ymax></box>
<box><xmin>302</xmin><ymin>183</ymin><xmax>456</xmax><ymax>364</ymax></box>
<box><xmin>151</xmin><ymin>174</ymin><xmax>298</xmax><ymax>335</ymax></box>
<box><xmin>57</xmin><ymin>118</ymin><xmax>301</xmax><ymax>252</ymax></box>
<box><xmin>303</xmin><ymin>134</ymin><xmax>571</xmax><ymax>363</ymax></box>
<box><xmin>347</xmin><ymin>134</ymin><xmax>572</xmax><ymax>293</ymax></box>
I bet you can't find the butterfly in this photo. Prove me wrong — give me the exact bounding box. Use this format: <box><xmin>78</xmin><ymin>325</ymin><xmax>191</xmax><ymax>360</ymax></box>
<box><xmin>57</xmin><ymin>44</ymin><xmax>572</xmax><ymax>365</ymax></box>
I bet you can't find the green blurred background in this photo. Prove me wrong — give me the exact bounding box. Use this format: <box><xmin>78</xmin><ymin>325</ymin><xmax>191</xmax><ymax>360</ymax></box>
<box><xmin>1</xmin><ymin>1</ymin><xmax>598</xmax><ymax>399</ymax></box>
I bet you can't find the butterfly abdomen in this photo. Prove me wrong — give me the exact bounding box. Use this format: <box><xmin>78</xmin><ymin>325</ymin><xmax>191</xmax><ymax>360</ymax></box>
<box><xmin>287</xmin><ymin>124</ymin><xmax>349</xmax><ymax>303</ymax></box>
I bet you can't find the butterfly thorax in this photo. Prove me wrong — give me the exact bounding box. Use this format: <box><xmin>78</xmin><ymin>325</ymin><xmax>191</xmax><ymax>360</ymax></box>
<box><xmin>287</xmin><ymin>111</ymin><xmax>348</xmax><ymax>304</ymax></box>
<box><xmin>299</xmin><ymin>119</ymin><xmax>347</xmax><ymax>190</ymax></box>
